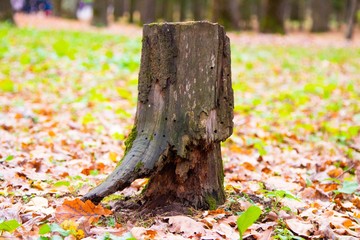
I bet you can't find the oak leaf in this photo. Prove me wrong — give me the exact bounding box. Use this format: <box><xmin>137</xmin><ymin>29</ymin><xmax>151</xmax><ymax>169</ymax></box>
<box><xmin>55</xmin><ymin>198</ymin><xmax>112</xmax><ymax>224</ymax></box>
<box><xmin>285</xmin><ymin>218</ymin><xmax>314</xmax><ymax>237</ymax></box>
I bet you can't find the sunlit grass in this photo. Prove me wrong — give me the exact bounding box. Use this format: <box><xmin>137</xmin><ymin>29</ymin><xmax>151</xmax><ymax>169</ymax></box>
<box><xmin>1</xmin><ymin>24</ymin><xmax>359</xmax><ymax>147</ymax></box>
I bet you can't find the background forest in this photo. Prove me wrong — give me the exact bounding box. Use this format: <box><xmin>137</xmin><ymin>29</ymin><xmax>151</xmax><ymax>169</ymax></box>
<box><xmin>1</xmin><ymin>0</ymin><xmax>360</xmax><ymax>38</ymax></box>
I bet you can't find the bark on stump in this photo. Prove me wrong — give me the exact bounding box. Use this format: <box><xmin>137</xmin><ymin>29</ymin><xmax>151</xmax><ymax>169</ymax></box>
<box><xmin>83</xmin><ymin>21</ymin><xmax>233</xmax><ymax>210</ymax></box>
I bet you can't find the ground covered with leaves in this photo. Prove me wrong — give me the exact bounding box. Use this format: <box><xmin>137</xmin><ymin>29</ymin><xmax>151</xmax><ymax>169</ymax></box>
<box><xmin>1</xmin><ymin>16</ymin><xmax>360</xmax><ymax>239</ymax></box>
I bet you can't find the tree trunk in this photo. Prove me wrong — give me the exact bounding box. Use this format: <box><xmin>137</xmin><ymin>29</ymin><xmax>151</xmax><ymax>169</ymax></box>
<box><xmin>128</xmin><ymin>0</ymin><xmax>136</xmax><ymax>23</ymax></box>
<box><xmin>259</xmin><ymin>0</ymin><xmax>287</xmax><ymax>34</ymax></box>
<box><xmin>113</xmin><ymin>0</ymin><xmax>125</xmax><ymax>20</ymax></box>
<box><xmin>192</xmin><ymin>0</ymin><xmax>203</xmax><ymax>20</ymax></box>
<box><xmin>159</xmin><ymin>0</ymin><xmax>174</xmax><ymax>21</ymax></box>
<box><xmin>83</xmin><ymin>22</ymin><xmax>234</xmax><ymax>210</ymax></box>
<box><xmin>311</xmin><ymin>0</ymin><xmax>332</xmax><ymax>32</ymax></box>
<box><xmin>61</xmin><ymin>0</ymin><xmax>79</xmax><ymax>19</ymax></box>
<box><xmin>180</xmin><ymin>0</ymin><xmax>187</xmax><ymax>21</ymax></box>
<box><xmin>0</xmin><ymin>0</ymin><xmax>15</xmax><ymax>24</ymax></box>
<box><xmin>92</xmin><ymin>0</ymin><xmax>109</xmax><ymax>27</ymax></box>
<box><xmin>52</xmin><ymin>0</ymin><xmax>63</xmax><ymax>17</ymax></box>
<box><xmin>140</xmin><ymin>0</ymin><xmax>156</xmax><ymax>24</ymax></box>
<box><xmin>212</xmin><ymin>0</ymin><xmax>240</xmax><ymax>29</ymax></box>
<box><xmin>239</xmin><ymin>0</ymin><xmax>255</xmax><ymax>30</ymax></box>
<box><xmin>345</xmin><ymin>0</ymin><xmax>358</xmax><ymax>39</ymax></box>
<box><xmin>333</xmin><ymin>0</ymin><xmax>346</xmax><ymax>29</ymax></box>
<box><xmin>288</xmin><ymin>0</ymin><xmax>305</xmax><ymax>30</ymax></box>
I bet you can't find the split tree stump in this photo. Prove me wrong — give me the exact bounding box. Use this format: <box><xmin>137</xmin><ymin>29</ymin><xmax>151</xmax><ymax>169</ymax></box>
<box><xmin>83</xmin><ymin>21</ymin><xmax>234</xmax><ymax>210</ymax></box>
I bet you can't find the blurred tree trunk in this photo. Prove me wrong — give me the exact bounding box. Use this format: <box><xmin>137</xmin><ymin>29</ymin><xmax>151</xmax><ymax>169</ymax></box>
<box><xmin>333</xmin><ymin>0</ymin><xmax>346</xmax><ymax>29</ymax></box>
<box><xmin>82</xmin><ymin>22</ymin><xmax>233</xmax><ymax>211</ymax></box>
<box><xmin>288</xmin><ymin>0</ymin><xmax>305</xmax><ymax>30</ymax></box>
<box><xmin>311</xmin><ymin>0</ymin><xmax>332</xmax><ymax>32</ymax></box>
<box><xmin>0</xmin><ymin>0</ymin><xmax>15</xmax><ymax>24</ymax></box>
<box><xmin>140</xmin><ymin>0</ymin><xmax>156</xmax><ymax>23</ymax></box>
<box><xmin>163</xmin><ymin>0</ymin><xmax>174</xmax><ymax>21</ymax></box>
<box><xmin>180</xmin><ymin>0</ymin><xmax>187</xmax><ymax>21</ymax></box>
<box><xmin>345</xmin><ymin>0</ymin><xmax>358</xmax><ymax>39</ymax></box>
<box><xmin>52</xmin><ymin>0</ymin><xmax>62</xmax><ymax>17</ymax></box>
<box><xmin>239</xmin><ymin>0</ymin><xmax>255</xmax><ymax>30</ymax></box>
<box><xmin>61</xmin><ymin>0</ymin><xmax>79</xmax><ymax>19</ymax></box>
<box><xmin>114</xmin><ymin>0</ymin><xmax>125</xmax><ymax>21</ymax></box>
<box><xmin>128</xmin><ymin>0</ymin><xmax>136</xmax><ymax>23</ymax></box>
<box><xmin>192</xmin><ymin>0</ymin><xmax>203</xmax><ymax>20</ymax></box>
<box><xmin>212</xmin><ymin>0</ymin><xmax>240</xmax><ymax>29</ymax></box>
<box><xmin>259</xmin><ymin>0</ymin><xmax>287</xmax><ymax>34</ymax></box>
<box><xmin>92</xmin><ymin>0</ymin><xmax>109</xmax><ymax>27</ymax></box>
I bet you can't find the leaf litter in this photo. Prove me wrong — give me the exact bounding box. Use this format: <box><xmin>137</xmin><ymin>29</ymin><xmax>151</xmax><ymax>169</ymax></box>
<box><xmin>0</xmin><ymin>15</ymin><xmax>360</xmax><ymax>239</ymax></box>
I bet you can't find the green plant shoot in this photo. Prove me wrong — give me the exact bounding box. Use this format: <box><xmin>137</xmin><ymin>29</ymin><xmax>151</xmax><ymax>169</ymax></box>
<box><xmin>237</xmin><ymin>205</ymin><xmax>262</xmax><ymax>240</ymax></box>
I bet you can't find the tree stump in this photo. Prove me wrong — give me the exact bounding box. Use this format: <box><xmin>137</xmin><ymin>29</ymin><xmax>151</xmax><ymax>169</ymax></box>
<box><xmin>83</xmin><ymin>21</ymin><xmax>233</xmax><ymax>210</ymax></box>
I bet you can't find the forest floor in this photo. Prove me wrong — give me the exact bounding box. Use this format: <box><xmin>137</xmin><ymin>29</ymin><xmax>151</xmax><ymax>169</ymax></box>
<box><xmin>1</xmin><ymin>14</ymin><xmax>360</xmax><ymax>239</ymax></box>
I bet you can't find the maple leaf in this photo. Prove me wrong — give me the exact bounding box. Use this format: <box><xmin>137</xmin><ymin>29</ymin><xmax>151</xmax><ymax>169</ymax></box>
<box><xmin>55</xmin><ymin>198</ymin><xmax>112</xmax><ymax>224</ymax></box>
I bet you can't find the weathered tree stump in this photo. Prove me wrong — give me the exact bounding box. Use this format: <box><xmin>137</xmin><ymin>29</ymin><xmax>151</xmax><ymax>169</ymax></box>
<box><xmin>83</xmin><ymin>21</ymin><xmax>233</xmax><ymax>210</ymax></box>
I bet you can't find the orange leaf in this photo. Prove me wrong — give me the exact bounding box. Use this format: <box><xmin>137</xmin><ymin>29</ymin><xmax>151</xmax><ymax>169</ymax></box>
<box><xmin>353</xmin><ymin>210</ymin><xmax>360</xmax><ymax>218</ymax></box>
<box><xmin>48</xmin><ymin>130</ymin><xmax>56</xmax><ymax>137</ymax></box>
<box><xmin>322</xmin><ymin>183</ymin><xmax>338</xmax><ymax>192</ymax></box>
<box><xmin>352</xmin><ymin>196</ymin><xmax>360</xmax><ymax>209</ymax></box>
<box><xmin>327</xmin><ymin>168</ymin><xmax>343</xmax><ymax>178</ymax></box>
<box><xmin>55</xmin><ymin>198</ymin><xmax>112</xmax><ymax>224</ymax></box>
<box><xmin>144</xmin><ymin>229</ymin><xmax>157</xmax><ymax>239</ymax></box>
<box><xmin>242</xmin><ymin>162</ymin><xmax>256</xmax><ymax>171</ymax></box>
<box><xmin>343</xmin><ymin>219</ymin><xmax>353</xmax><ymax>228</ymax></box>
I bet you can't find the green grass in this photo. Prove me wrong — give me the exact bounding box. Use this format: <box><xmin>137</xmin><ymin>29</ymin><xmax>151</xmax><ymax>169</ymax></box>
<box><xmin>1</xmin><ymin>23</ymin><xmax>359</xmax><ymax>147</ymax></box>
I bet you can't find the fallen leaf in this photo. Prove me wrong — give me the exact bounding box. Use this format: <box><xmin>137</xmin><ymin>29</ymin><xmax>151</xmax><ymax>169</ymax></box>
<box><xmin>144</xmin><ymin>229</ymin><xmax>157</xmax><ymax>239</ymax></box>
<box><xmin>165</xmin><ymin>216</ymin><xmax>205</xmax><ymax>237</ymax></box>
<box><xmin>109</xmin><ymin>151</ymin><xmax>118</xmax><ymax>162</ymax></box>
<box><xmin>285</xmin><ymin>218</ymin><xmax>314</xmax><ymax>237</ymax></box>
<box><xmin>55</xmin><ymin>198</ymin><xmax>112</xmax><ymax>224</ymax></box>
<box><xmin>352</xmin><ymin>196</ymin><xmax>360</xmax><ymax>209</ymax></box>
<box><xmin>242</xmin><ymin>162</ymin><xmax>256</xmax><ymax>171</ymax></box>
<box><xmin>130</xmin><ymin>178</ymin><xmax>149</xmax><ymax>190</ymax></box>
<box><xmin>327</xmin><ymin>168</ymin><xmax>343</xmax><ymax>178</ymax></box>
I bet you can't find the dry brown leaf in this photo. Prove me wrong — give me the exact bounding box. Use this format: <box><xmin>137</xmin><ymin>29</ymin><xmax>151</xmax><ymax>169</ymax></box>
<box><xmin>24</xmin><ymin>196</ymin><xmax>54</xmax><ymax>215</ymax></box>
<box><xmin>200</xmin><ymin>217</ymin><xmax>217</xmax><ymax>229</ymax></box>
<box><xmin>352</xmin><ymin>196</ymin><xmax>360</xmax><ymax>209</ymax></box>
<box><xmin>335</xmin><ymin>199</ymin><xmax>354</xmax><ymax>211</ymax></box>
<box><xmin>257</xmin><ymin>228</ymin><xmax>273</xmax><ymax>240</ymax></box>
<box><xmin>165</xmin><ymin>216</ymin><xmax>205</xmax><ymax>237</ymax></box>
<box><xmin>55</xmin><ymin>198</ymin><xmax>112</xmax><ymax>224</ymax></box>
<box><xmin>130</xmin><ymin>178</ymin><xmax>149</xmax><ymax>189</ymax></box>
<box><xmin>261</xmin><ymin>167</ymin><xmax>272</xmax><ymax>174</ymax></box>
<box><xmin>285</xmin><ymin>218</ymin><xmax>314</xmax><ymax>237</ymax></box>
<box><xmin>217</xmin><ymin>223</ymin><xmax>238</xmax><ymax>239</ymax></box>
<box><xmin>321</xmin><ymin>183</ymin><xmax>338</xmax><ymax>192</ymax></box>
<box><xmin>299</xmin><ymin>187</ymin><xmax>329</xmax><ymax>201</ymax></box>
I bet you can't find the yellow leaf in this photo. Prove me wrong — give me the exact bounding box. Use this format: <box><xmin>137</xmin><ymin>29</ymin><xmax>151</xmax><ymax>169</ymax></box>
<box><xmin>109</xmin><ymin>151</ymin><xmax>118</xmax><ymax>162</ymax></box>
